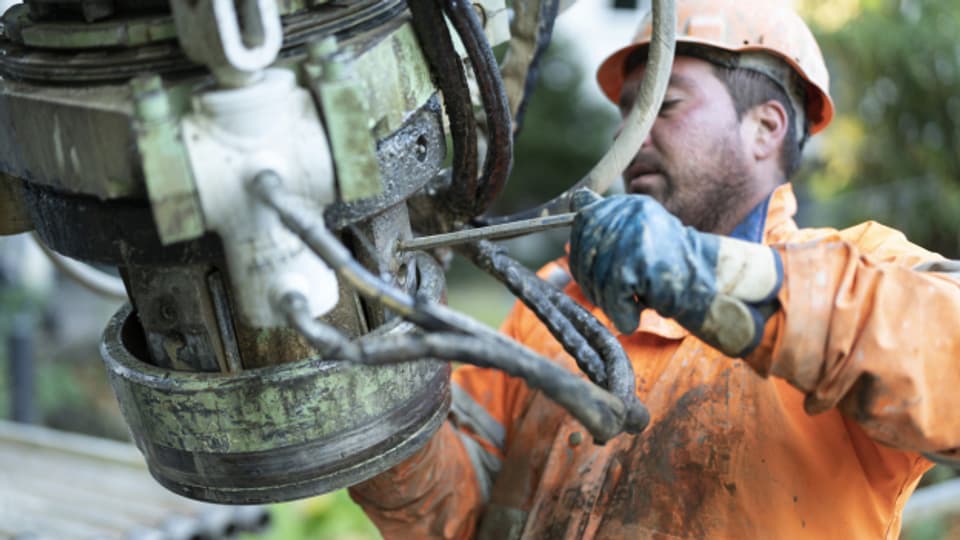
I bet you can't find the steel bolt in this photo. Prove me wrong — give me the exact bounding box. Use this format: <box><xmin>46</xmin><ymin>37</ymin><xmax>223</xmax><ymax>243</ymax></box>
<box><xmin>307</xmin><ymin>36</ymin><xmax>338</xmax><ymax>62</ymax></box>
<box><xmin>568</xmin><ymin>431</ymin><xmax>583</xmax><ymax>447</ymax></box>
<box><xmin>130</xmin><ymin>75</ymin><xmax>171</xmax><ymax>123</ymax></box>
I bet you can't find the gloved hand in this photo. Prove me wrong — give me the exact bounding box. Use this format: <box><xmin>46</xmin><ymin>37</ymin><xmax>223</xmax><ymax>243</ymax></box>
<box><xmin>568</xmin><ymin>189</ymin><xmax>783</xmax><ymax>358</ymax></box>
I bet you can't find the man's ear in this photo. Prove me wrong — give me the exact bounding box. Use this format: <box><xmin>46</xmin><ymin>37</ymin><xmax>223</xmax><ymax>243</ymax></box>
<box><xmin>742</xmin><ymin>99</ymin><xmax>789</xmax><ymax>162</ymax></box>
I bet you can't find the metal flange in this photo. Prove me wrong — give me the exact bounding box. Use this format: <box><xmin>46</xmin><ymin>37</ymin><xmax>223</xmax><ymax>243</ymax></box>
<box><xmin>101</xmin><ymin>303</ymin><xmax>451</xmax><ymax>504</ymax></box>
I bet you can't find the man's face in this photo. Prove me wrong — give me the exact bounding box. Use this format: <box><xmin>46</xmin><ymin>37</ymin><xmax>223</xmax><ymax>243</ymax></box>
<box><xmin>618</xmin><ymin>56</ymin><xmax>755</xmax><ymax>234</ymax></box>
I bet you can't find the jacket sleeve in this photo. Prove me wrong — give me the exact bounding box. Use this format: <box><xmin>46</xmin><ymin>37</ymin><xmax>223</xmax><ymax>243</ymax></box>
<box><xmin>746</xmin><ymin>221</ymin><xmax>960</xmax><ymax>456</ymax></box>
<box><xmin>349</xmin><ymin>298</ymin><xmax>539</xmax><ymax>539</ymax></box>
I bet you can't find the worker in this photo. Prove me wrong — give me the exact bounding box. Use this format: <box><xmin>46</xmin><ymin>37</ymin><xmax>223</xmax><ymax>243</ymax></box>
<box><xmin>350</xmin><ymin>0</ymin><xmax>960</xmax><ymax>537</ymax></box>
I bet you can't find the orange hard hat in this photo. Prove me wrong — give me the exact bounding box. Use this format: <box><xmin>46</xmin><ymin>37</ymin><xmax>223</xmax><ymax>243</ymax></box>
<box><xmin>596</xmin><ymin>0</ymin><xmax>834</xmax><ymax>135</ymax></box>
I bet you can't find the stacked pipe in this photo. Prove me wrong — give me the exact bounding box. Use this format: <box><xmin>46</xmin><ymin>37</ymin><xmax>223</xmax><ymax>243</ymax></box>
<box><xmin>0</xmin><ymin>421</ymin><xmax>271</xmax><ymax>539</ymax></box>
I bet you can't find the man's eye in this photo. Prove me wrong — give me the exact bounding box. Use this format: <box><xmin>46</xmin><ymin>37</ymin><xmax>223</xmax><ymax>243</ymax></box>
<box><xmin>658</xmin><ymin>99</ymin><xmax>679</xmax><ymax>116</ymax></box>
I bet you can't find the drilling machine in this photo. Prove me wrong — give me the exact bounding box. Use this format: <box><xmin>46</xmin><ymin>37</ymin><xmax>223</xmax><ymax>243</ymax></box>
<box><xmin>0</xmin><ymin>0</ymin><xmax>675</xmax><ymax>504</ymax></box>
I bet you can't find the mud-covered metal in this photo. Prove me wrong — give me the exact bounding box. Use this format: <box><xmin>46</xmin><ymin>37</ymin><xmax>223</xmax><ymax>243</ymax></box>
<box><xmin>102</xmin><ymin>301</ymin><xmax>451</xmax><ymax>504</ymax></box>
<box><xmin>254</xmin><ymin>174</ymin><xmax>641</xmax><ymax>443</ymax></box>
<box><xmin>124</xmin><ymin>264</ymin><xmax>229</xmax><ymax>372</ymax></box>
<box><xmin>22</xmin><ymin>181</ymin><xmax>224</xmax><ymax>266</ymax></box>
<box><xmin>0</xmin><ymin>80</ymin><xmax>141</xmax><ymax>199</ymax></box>
<box><xmin>324</xmin><ymin>95</ymin><xmax>446</xmax><ymax>230</ymax></box>
<box><xmin>3</xmin><ymin>0</ymin><xmax>676</xmax><ymax>508</ymax></box>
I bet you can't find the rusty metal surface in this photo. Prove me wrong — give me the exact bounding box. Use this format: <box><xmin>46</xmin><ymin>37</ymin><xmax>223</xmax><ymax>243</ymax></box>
<box><xmin>123</xmin><ymin>264</ymin><xmax>228</xmax><ymax>372</ymax></box>
<box><xmin>0</xmin><ymin>420</ymin><xmax>271</xmax><ymax>539</ymax></box>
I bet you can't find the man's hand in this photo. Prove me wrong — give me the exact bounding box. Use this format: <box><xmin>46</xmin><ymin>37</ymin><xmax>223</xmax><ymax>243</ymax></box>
<box><xmin>568</xmin><ymin>189</ymin><xmax>783</xmax><ymax>358</ymax></box>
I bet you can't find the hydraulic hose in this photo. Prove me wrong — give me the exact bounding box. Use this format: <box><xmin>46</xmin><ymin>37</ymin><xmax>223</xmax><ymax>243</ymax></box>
<box><xmin>444</xmin><ymin>0</ymin><xmax>514</xmax><ymax>216</ymax></box>
<box><xmin>405</xmin><ymin>0</ymin><xmax>479</xmax><ymax>219</ymax></box>
<box><xmin>278</xmin><ymin>283</ymin><xmax>629</xmax><ymax>443</ymax></box>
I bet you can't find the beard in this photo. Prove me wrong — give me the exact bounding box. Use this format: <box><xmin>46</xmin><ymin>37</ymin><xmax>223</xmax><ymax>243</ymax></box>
<box><xmin>627</xmin><ymin>132</ymin><xmax>755</xmax><ymax>234</ymax></box>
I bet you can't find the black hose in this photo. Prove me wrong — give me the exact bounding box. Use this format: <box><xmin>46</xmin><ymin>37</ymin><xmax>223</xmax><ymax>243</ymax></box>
<box><xmin>405</xmin><ymin>0</ymin><xmax>479</xmax><ymax>219</ymax></box>
<box><xmin>444</xmin><ymin>0</ymin><xmax>514</xmax><ymax>216</ymax></box>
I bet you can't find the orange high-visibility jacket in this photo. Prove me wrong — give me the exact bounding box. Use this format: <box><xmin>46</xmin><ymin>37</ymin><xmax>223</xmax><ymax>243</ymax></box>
<box><xmin>350</xmin><ymin>184</ymin><xmax>960</xmax><ymax>539</ymax></box>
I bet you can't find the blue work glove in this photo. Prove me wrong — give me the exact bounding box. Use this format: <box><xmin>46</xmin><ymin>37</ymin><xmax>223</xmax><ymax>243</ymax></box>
<box><xmin>568</xmin><ymin>189</ymin><xmax>783</xmax><ymax>357</ymax></box>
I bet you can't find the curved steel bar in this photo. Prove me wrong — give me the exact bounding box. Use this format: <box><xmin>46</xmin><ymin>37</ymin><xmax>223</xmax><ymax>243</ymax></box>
<box><xmin>444</xmin><ymin>0</ymin><xmax>514</xmax><ymax>215</ymax></box>
<box><xmin>462</xmin><ymin>240</ymin><xmax>607</xmax><ymax>385</ymax></box>
<box><xmin>462</xmin><ymin>240</ymin><xmax>648</xmax><ymax>433</ymax></box>
<box><xmin>282</xmin><ymin>291</ymin><xmax>627</xmax><ymax>443</ymax></box>
<box><xmin>477</xmin><ymin>0</ymin><xmax>676</xmax><ymax>225</ymax></box>
<box><xmin>405</xmin><ymin>0</ymin><xmax>479</xmax><ymax>219</ymax></box>
<box><xmin>542</xmin><ymin>282</ymin><xmax>648</xmax><ymax>432</ymax></box>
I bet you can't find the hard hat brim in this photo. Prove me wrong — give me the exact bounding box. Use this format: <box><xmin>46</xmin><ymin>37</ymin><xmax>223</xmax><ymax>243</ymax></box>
<box><xmin>596</xmin><ymin>39</ymin><xmax>835</xmax><ymax>135</ymax></box>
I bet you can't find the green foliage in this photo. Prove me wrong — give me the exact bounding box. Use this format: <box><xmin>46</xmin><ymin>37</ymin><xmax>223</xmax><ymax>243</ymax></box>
<box><xmin>242</xmin><ymin>491</ymin><xmax>382</xmax><ymax>540</ymax></box>
<box><xmin>802</xmin><ymin>0</ymin><xmax>960</xmax><ymax>256</ymax></box>
<box><xmin>491</xmin><ymin>37</ymin><xmax>620</xmax><ymax>216</ymax></box>
<box><xmin>483</xmin><ymin>36</ymin><xmax>619</xmax><ymax>270</ymax></box>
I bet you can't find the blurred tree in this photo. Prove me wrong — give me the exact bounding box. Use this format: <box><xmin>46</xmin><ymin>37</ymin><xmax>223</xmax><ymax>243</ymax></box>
<box><xmin>796</xmin><ymin>0</ymin><xmax>960</xmax><ymax>257</ymax></box>
<box><xmin>491</xmin><ymin>37</ymin><xmax>619</xmax><ymax>213</ymax></box>
<box><xmin>487</xmin><ymin>36</ymin><xmax>620</xmax><ymax>267</ymax></box>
